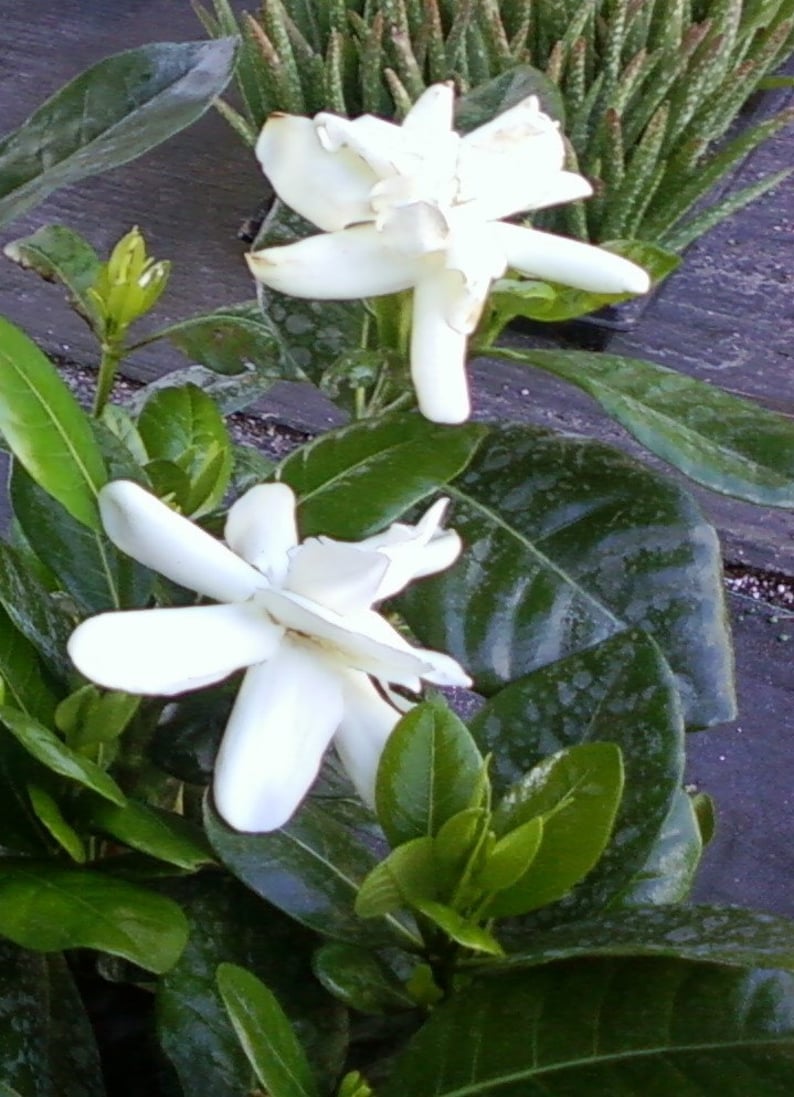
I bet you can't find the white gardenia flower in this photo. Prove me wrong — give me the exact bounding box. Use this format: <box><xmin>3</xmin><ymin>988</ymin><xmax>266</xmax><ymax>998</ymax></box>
<box><xmin>67</xmin><ymin>480</ymin><xmax>470</xmax><ymax>833</ymax></box>
<box><xmin>247</xmin><ymin>83</ymin><xmax>650</xmax><ymax>424</ymax></box>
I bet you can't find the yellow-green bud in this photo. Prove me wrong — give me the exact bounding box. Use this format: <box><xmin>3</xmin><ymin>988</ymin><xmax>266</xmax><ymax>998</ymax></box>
<box><xmin>89</xmin><ymin>227</ymin><xmax>170</xmax><ymax>340</ymax></box>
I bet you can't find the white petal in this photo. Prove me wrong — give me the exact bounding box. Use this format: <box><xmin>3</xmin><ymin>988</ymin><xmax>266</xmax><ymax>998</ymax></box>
<box><xmin>225</xmin><ymin>483</ymin><xmax>298</xmax><ymax>584</ymax></box>
<box><xmin>463</xmin><ymin>95</ymin><xmax>563</xmax><ymax>168</ymax></box>
<box><xmin>256</xmin><ymin>114</ymin><xmax>376</xmax><ymax>231</ymax></box>
<box><xmin>460</xmin><ymin>164</ymin><xmax>592</xmax><ymax>221</ymax></box>
<box><xmin>68</xmin><ymin>604</ymin><xmax>283</xmax><ymax>696</ymax></box>
<box><xmin>357</xmin><ymin>498</ymin><xmax>462</xmax><ymax>601</ymax></box>
<box><xmin>246</xmin><ymin>225</ymin><xmax>422</xmax><ymax>300</ymax></box>
<box><xmin>256</xmin><ymin>588</ymin><xmax>431</xmax><ymax>687</ymax></box>
<box><xmin>99</xmin><ymin>481</ymin><xmax>264</xmax><ymax>602</ymax></box>
<box><xmin>333</xmin><ymin>669</ymin><xmax>402</xmax><ymax>809</ymax></box>
<box><xmin>285</xmin><ymin>540</ymin><xmax>388</xmax><ymax>614</ymax></box>
<box><xmin>494</xmin><ymin>223</ymin><xmax>651</xmax><ymax>294</ymax></box>
<box><xmin>417</xmin><ymin>648</ymin><xmax>472</xmax><ymax>688</ymax></box>
<box><xmin>213</xmin><ymin>645</ymin><xmax>343</xmax><ymax>831</ymax></box>
<box><xmin>409</xmin><ymin>271</ymin><xmax>472</xmax><ymax>424</ymax></box>
<box><xmin>316</xmin><ymin>112</ymin><xmax>409</xmax><ymax>177</ymax></box>
<box><xmin>443</xmin><ymin>221</ymin><xmax>507</xmax><ymax>329</ymax></box>
<box><xmin>402</xmin><ymin>83</ymin><xmax>454</xmax><ymax>137</ymax></box>
<box><xmin>376</xmin><ymin>201</ymin><xmax>450</xmax><ymax>257</ymax></box>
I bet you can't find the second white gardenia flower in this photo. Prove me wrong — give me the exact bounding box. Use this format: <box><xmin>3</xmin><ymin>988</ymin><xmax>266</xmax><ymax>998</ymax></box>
<box><xmin>67</xmin><ymin>480</ymin><xmax>470</xmax><ymax>832</ymax></box>
<box><xmin>247</xmin><ymin>83</ymin><xmax>650</xmax><ymax>424</ymax></box>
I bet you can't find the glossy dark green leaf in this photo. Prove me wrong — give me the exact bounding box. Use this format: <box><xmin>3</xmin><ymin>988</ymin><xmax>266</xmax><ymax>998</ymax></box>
<box><xmin>217</xmin><ymin>962</ymin><xmax>319</xmax><ymax>1097</ymax></box>
<box><xmin>384</xmin><ymin>957</ymin><xmax>794</xmax><ymax>1096</ymax></box>
<box><xmin>0</xmin><ymin>861</ymin><xmax>188</xmax><ymax>972</ymax></box>
<box><xmin>0</xmin><ymin>39</ymin><xmax>238</xmax><ymax>227</ymax></box>
<box><xmin>4</xmin><ymin>224</ymin><xmax>102</xmax><ymax>332</ymax></box>
<box><xmin>156</xmin><ymin>873</ymin><xmax>346</xmax><ymax>1097</ymax></box>
<box><xmin>137</xmin><ymin>383</ymin><xmax>232</xmax><ymax>515</ymax></box>
<box><xmin>0</xmin><ymin>318</ymin><xmax>107</xmax><ymax>529</ymax></box>
<box><xmin>0</xmin><ymin>943</ymin><xmax>105</xmax><ymax>1097</ymax></box>
<box><xmin>398</xmin><ymin>422</ymin><xmax>734</xmax><ymax>727</ymax></box>
<box><xmin>376</xmin><ymin>701</ymin><xmax>483</xmax><ymax>847</ymax></box>
<box><xmin>617</xmin><ymin>788</ymin><xmax>703</xmax><ymax>906</ymax></box>
<box><xmin>312</xmin><ymin>943</ymin><xmax>414</xmax><ymax>1014</ymax></box>
<box><xmin>279</xmin><ymin>412</ymin><xmax>486</xmax><ymax>538</ymax></box>
<box><xmin>0</xmin><ymin>602</ymin><xmax>58</xmax><ymax>723</ymax></box>
<box><xmin>204</xmin><ymin>795</ymin><xmax>420</xmax><ymax>950</ymax></box>
<box><xmin>487</xmin><ymin>743</ymin><xmax>624</xmax><ymax>917</ymax></box>
<box><xmin>501</xmin><ymin>906</ymin><xmax>794</xmax><ymax>973</ymax></box>
<box><xmin>0</xmin><ymin>542</ymin><xmax>76</xmax><ymax>681</ymax></box>
<box><xmin>0</xmin><ymin>706</ymin><xmax>126</xmax><ymax>805</ymax></box>
<box><xmin>11</xmin><ymin>462</ymin><xmax>153</xmax><ymax>612</ymax></box>
<box><xmin>507</xmin><ymin>347</ymin><xmax>794</xmax><ymax>507</ymax></box>
<box><xmin>138</xmin><ymin>300</ymin><xmax>298</xmax><ymax>380</ymax></box>
<box><xmin>469</xmin><ymin>630</ymin><xmax>684</xmax><ymax>922</ymax></box>
<box><xmin>82</xmin><ymin>799</ymin><xmax>213</xmax><ymax>871</ymax></box>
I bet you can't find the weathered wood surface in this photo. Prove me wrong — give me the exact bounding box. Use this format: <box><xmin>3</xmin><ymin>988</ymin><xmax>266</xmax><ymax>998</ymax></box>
<box><xmin>0</xmin><ymin>0</ymin><xmax>792</xmax><ymax>915</ymax></box>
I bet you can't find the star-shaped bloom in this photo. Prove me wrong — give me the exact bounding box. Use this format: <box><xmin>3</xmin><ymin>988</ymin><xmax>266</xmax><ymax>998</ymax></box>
<box><xmin>247</xmin><ymin>83</ymin><xmax>650</xmax><ymax>424</ymax></box>
<box><xmin>67</xmin><ymin>480</ymin><xmax>469</xmax><ymax>832</ymax></box>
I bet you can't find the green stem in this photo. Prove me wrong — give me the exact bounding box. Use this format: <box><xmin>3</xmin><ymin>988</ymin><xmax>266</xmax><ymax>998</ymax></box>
<box><xmin>93</xmin><ymin>343</ymin><xmax>123</xmax><ymax>416</ymax></box>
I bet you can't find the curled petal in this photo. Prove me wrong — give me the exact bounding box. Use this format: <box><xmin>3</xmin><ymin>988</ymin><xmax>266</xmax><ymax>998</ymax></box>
<box><xmin>225</xmin><ymin>482</ymin><xmax>298</xmax><ymax>584</ymax></box>
<box><xmin>334</xmin><ymin>669</ymin><xmax>402</xmax><ymax>809</ymax></box>
<box><xmin>257</xmin><ymin>588</ymin><xmax>431</xmax><ymax>688</ymax></box>
<box><xmin>285</xmin><ymin>540</ymin><xmax>388</xmax><ymax>614</ymax></box>
<box><xmin>99</xmin><ymin>481</ymin><xmax>264</xmax><ymax>602</ymax></box>
<box><xmin>213</xmin><ymin>645</ymin><xmax>343</xmax><ymax>831</ymax></box>
<box><xmin>494</xmin><ymin>223</ymin><xmax>651</xmax><ymax>295</ymax></box>
<box><xmin>358</xmin><ymin>498</ymin><xmax>462</xmax><ymax>601</ymax></box>
<box><xmin>247</xmin><ymin>225</ymin><xmax>421</xmax><ymax>300</ymax></box>
<box><xmin>409</xmin><ymin>269</ymin><xmax>473</xmax><ymax>424</ymax></box>
<box><xmin>257</xmin><ymin>114</ymin><xmax>376</xmax><ymax>231</ymax></box>
<box><xmin>68</xmin><ymin>603</ymin><xmax>283</xmax><ymax>696</ymax></box>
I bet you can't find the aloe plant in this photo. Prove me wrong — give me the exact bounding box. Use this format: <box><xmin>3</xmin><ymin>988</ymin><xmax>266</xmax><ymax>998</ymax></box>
<box><xmin>195</xmin><ymin>0</ymin><xmax>793</xmax><ymax>251</ymax></box>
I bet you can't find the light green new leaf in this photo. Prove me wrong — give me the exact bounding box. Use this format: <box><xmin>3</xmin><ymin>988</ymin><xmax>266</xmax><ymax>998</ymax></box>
<box><xmin>0</xmin><ymin>39</ymin><xmax>238</xmax><ymax>227</ymax></box>
<box><xmin>217</xmin><ymin>963</ymin><xmax>319</xmax><ymax>1097</ymax></box>
<box><xmin>0</xmin><ymin>319</ymin><xmax>107</xmax><ymax>529</ymax></box>
<box><xmin>0</xmin><ymin>861</ymin><xmax>188</xmax><ymax>972</ymax></box>
<box><xmin>376</xmin><ymin>701</ymin><xmax>483</xmax><ymax>847</ymax></box>
<box><xmin>0</xmin><ymin>705</ymin><xmax>126</xmax><ymax>806</ymax></box>
<box><xmin>137</xmin><ymin>383</ymin><xmax>232</xmax><ymax>516</ymax></box>
<box><xmin>355</xmin><ymin>837</ymin><xmax>438</xmax><ymax>918</ymax></box>
<box><xmin>27</xmin><ymin>785</ymin><xmax>86</xmax><ymax>863</ymax></box>
<box><xmin>470</xmin><ymin>631</ymin><xmax>684</xmax><ymax>922</ymax></box>
<box><xmin>487</xmin><ymin>743</ymin><xmax>624</xmax><ymax>917</ymax></box>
